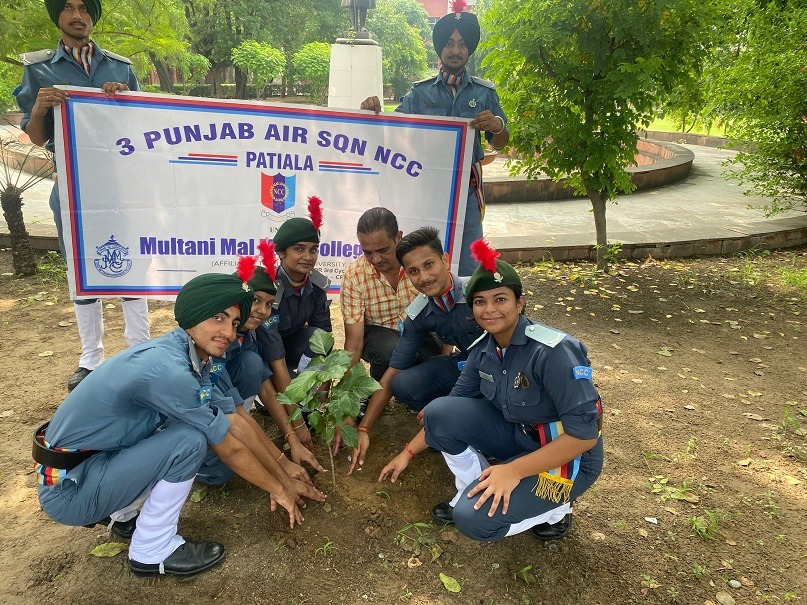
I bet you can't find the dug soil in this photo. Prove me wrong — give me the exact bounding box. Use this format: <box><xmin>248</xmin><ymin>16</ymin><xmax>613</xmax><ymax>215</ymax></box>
<box><xmin>1</xmin><ymin>248</ymin><xmax>805</xmax><ymax>605</ymax></box>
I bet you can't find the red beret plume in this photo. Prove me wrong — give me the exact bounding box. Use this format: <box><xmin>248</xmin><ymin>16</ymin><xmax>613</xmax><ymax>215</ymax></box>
<box><xmin>257</xmin><ymin>239</ymin><xmax>277</xmax><ymax>282</ymax></box>
<box><xmin>470</xmin><ymin>238</ymin><xmax>500</xmax><ymax>273</ymax></box>
<box><xmin>308</xmin><ymin>196</ymin><xmax>323</xmax><ymax>232</ymax></box>
<box><xmin>451</xmin><ymin>0</ymin><xmax>468</xmax><ymax>13</ymax></box>
<box><xmin>236</xmin><ymin>255</ymin><xmax>258</xmax><ymax>289</ymax></box>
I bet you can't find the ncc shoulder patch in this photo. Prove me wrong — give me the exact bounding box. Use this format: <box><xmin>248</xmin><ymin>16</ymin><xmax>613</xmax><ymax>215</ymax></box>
<box><xmin>572</xmin><ymin>366</ymin><xmax>593</xmax><ymax>380</ymax></box>
<box><xmin>524</xmin><ymin>323</ymin><xmax>566</xmax><ymax>348</ymax></box>
<box><xmin>101</xmin><ymin>49</ymin><xmax>132</xmax><ymax>64</ymax></box>
<box><xmin>20</xmin><ymin>49</ymin><xmax>55</xmax><ymax>66</ymax></box>
<box><xmin>310</xmin><ymin>269</ymin><xmax>330</xmax><ymax>291</ymax></box>
<box><xmin>470</xmin><ymin>76</ymin><xmax>496</xmax><ymax>89</ymax></box>
<box><xmin>405</xmin><ymin>294</ymin><xmax>429</xmax><ymax>320</ymax></box>
<box><xmin>261</xmin><ymin>314</ymin><xmax>280</xmax><ymax>330</ymax></box>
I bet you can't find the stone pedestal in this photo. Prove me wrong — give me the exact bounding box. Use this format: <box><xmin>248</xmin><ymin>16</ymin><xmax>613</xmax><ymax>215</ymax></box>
<box><xmin>328</xmin><ymin>41</ymin><xmax>383</xmax><ymax>109</ymax></box>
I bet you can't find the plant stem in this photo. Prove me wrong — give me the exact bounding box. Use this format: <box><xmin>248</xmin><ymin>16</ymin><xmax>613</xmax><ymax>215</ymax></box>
<box><xmin>327</xmin><ymin>429</ymin><xmax>336</xmax><ymax>488</ymax></box>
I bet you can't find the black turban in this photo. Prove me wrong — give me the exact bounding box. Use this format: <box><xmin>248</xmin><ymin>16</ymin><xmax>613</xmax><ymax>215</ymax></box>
<box><xmin>45</xmin><ymin>0</ymin><xmax>102</xmax><ymax>25</ymax></box>
<box><xmin>174</xmin><ymin>273</ymin><xmax>254</xmax><ymax>330</ymax></box>
<box><xmin>432</xmin><ymin>10</ymin><xmax>480</xmax><ymax>56</ymax></box>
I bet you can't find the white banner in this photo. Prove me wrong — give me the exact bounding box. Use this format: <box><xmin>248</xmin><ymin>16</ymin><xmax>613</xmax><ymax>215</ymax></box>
<box><xmin>53</xmin><ymin>88</ymin><xmax>473</xmax><ymax>299</ymax></box>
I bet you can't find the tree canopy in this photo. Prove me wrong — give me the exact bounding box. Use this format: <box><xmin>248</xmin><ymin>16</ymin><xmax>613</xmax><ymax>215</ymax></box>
<box><xmin>483</xmin><ymin>0</ymin><xmax>710</xmax><ymax>268</ymax></box>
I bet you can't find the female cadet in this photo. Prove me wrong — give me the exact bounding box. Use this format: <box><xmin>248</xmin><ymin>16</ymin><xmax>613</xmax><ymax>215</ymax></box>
<box><xmin>210</xmin><ymin>245</ymin><xmax>324</xmax><ymax>471</ymax></box>
<box><xmin>379</xmin><ymin>240</ymin><xmax>603</xmax><ymax>542</ymax></box>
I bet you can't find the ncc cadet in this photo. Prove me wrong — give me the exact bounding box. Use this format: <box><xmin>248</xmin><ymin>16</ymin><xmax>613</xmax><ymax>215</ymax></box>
<box><xmin>14</xmin><ymin>0</ymin><xmax>150</xmax><ymax>391</ymax></box>
<box><xmin>208</xmin><ymin>246</ymin><xmax>323</xmax><ymax>471</ymax></box>
<box><xmin>360</xmin><ymin>0</ymin><xmax>509</xmax><ymax>276</ymax></box>
<box><xmin>345</xmin><ymin>226</ymin><xmax>484</xmax><ymax>473</ymax></box>
<box><xmin>380</xmin><ymin>241</ymin><xmax>604</xmax><ymax>542</ymax></box>
<box><xmin>271</xmin><ymin>196</ymin><xmax>332</xmax><ymax>377</ymax></box>
<box><xmin>32</xmin><ymin>273</ymin><xmax>325</xmax><ymax>579</ymax></box>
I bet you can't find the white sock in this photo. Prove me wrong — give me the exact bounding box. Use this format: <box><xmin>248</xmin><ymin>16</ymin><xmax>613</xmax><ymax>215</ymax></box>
<box><xmin>504</xmin><ymin>502</ymin><xmax>571</xmax><ymax>537</ymax></box>
<box><xmin>128</xmin><ymin>478</ymin><xmax>193</xmax><ymax>564</ymax></box>
<box><xmin>122</xmin><ymin>298</ymin><xmax>150</xmax><ymax>346</ymax></box>
<box><xmin>443</xmin><ymin>446</ymin><xmax>490</xmax><ymax>508</ymax></box>
<box><xmin>74</xmin><ymin>300</ymin><xmax>104</xmax><ymax>370</ymax></box>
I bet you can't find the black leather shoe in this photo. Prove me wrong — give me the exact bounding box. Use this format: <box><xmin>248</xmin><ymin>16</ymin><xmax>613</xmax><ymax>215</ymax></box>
<box><xmin>129</xmin><ymin>541</ymin><xmax>226</xmax><ymax>578</ymax></box>
<box><xmin>531</xmin><ymin>512</ymin><xmax>573</xmax><ymax>541</ymax></box>
<box><xmin>84</xmin><ymin>514</ymin><xmax>138</xmax><ymax>540</ymax></box>
<box><xmin>67</xmin><ymin>367</ymin><xmax>92</xmax><ymax>391</ymax></box>
<box><xmin>431</xmin><ymin>501</ymin><xmax>454</xmax><ymax>525</ymax></box>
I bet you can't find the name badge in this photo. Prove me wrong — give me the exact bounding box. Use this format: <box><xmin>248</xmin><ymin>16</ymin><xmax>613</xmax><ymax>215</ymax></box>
<box><xmin>572</xmin><ymin>366</ymin><xmax>593</xmax><ymax>380</ymax></box>
<box><xmin>479</xmin><ymin>371</ymin><xmax>494</xmax><ymax>382</ymax></box>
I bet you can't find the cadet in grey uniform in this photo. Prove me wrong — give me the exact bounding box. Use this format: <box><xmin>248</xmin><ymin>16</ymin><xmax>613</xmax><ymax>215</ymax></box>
<box><xmin>360</xmin><ymin>1</ymin><xmax>509</xmax><ymax>276</ymax></box>
<box><xmin>346</xmin><ymin>227</ymin><xmax>483</xmax><ymax>474</ymax></box>
<box><xmin>13</xmin><ymin>0</ymin><xmax>149</xmax><ymax>391</ymax></box>
<box><xmin>33</xmin><ymin>273</ymin><xmax>324</xmax><ymax>578</ymax></box>
<box><xmin>380</xmin><ymin>241</ymin><xmax>603</xmax><ymax>542</ymax></box>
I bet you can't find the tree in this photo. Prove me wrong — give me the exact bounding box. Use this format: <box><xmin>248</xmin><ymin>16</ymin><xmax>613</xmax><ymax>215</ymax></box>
<box><xmin>0</xmin><ymin>136</ymin><xmax>53</xmax><ymax>276</ymax></box>
<box><xmin>483</xmin><ymin>0</ymin><xmax>710</xmax><ymax>269</ymax></box>
<box><xmin>367</xmin><ymin>0</ymin><xmax>430</xmax><ymax>100</ymax></box>
<box><xmin>231</xmin><ymin>40</ymin><xmax>285</xmax><ymax>99</ymax></box>
<box><xmin>292</xmin><ymin>42</ymin><xmax>331</xmax><ymax>105</ymax></box>
<box><xmin>705</xmin><ymin>0</ymin><xmax>807</xmax><ymax>214</ymax></box>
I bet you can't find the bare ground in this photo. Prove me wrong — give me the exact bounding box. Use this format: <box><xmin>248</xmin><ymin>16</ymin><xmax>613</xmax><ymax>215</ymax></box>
<box><xmin>1</xmin><ymin>247</ymin><xmax>805</xmax><ymax>605</ymax></box>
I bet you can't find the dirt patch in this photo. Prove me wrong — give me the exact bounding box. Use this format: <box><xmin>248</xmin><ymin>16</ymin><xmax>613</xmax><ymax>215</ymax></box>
<box><xmin>1</xmin><ymin>248</ymin><xmax>805</xmax><ymax>605</ymax></box>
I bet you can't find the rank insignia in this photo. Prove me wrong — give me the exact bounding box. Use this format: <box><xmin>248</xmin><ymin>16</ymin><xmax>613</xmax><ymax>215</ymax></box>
<box><xmin>469</xmin><ymin>99</ymin><xmax>477</xmax><ymax>108</ymax></box>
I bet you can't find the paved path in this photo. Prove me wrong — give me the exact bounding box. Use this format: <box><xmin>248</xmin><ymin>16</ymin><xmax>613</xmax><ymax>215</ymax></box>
<box><xmin>2</xmin><ymin>139</ymin><xmax>806</xmax><ymax>257</ymax></box>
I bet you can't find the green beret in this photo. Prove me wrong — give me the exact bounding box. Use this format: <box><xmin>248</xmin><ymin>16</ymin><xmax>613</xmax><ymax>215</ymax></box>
<box><xmin>433</xmin><ymin>11</ymin><xmax>480</xmax><ymax>56</ymax></box>
<box><xmin>273</xmin><ymin>217</ymin><xmax>320</xmax><ymax>251</ymax></box>
<box><xmin>231</xmin><ymin>266</ymin><xmax>276</xmax><ymax>295</ymax></box>
<box><xmin>464</xmin><ymin>259</ymin><xmax>521</xmax><ymax>301</ymax></box>
<box><xmin>45</xmin><ymin>0</ymin><xmax>102</xmax><ymax>26</ymax></box>
<box><xmin>174</xmin><ymin>273</ymin><xmax>254</xmax><ymax>330</ymax></box>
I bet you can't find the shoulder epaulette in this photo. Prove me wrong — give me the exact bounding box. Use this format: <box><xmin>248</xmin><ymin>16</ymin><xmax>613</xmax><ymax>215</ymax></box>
<box><xmin>524</xmin><ymin>323</ymin><xmax>566</xmax><ymax>348</ymax></box>
<box><xmin>20</xmin><ymin>49</ymin><xmax>55</xmax><ymax>66</ymax></box>
<box><xmin>404</xmin><ymin>293</ymin><xmax>429</xmax><ymax>320</ymax></box>
<box><xmin>101</xmin><ymin>49</ymin><xmax>132</xmax><ymax>64</ymax></box>
<box><xmin>470</xmin><ymin>76</ymin><xmax>496</xmax><ymax>89</ymax></box>
<box><xmin>272</xmin><ymin>279</ymin><xmax>284</xmax><ymax>308</ymax></box>
<box><xmin>468</xmin><ymin>331</ymin><xmax>489</xmax><ymax>349</ymax></box>
<box><xmin>310</xmin><ymin>269</ymin><xmax>330</xmax><ymax>291</ymax></box>
<box><xmin>412</xmin><ymin>75</ymin><xmax>435</xmax><ymax>87</ymax></box>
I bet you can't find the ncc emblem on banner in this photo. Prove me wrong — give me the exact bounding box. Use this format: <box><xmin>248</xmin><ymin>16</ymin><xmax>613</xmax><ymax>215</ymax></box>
<box><xmin>261</xmin><ymin>172</ymin><xmax>296</xmax><ymax>214</ymax></box>
<box><xmin>94</xmin><ymin>235</ymin><xmax>132</xmax><ymax>278</ymax></box>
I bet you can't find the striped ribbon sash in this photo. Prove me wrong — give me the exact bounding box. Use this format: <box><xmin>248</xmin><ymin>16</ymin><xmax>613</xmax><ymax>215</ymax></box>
<box><xmin>529</xmin><ymin>421</ymin><xmax>580</xmax><ymax>504</ymax></box>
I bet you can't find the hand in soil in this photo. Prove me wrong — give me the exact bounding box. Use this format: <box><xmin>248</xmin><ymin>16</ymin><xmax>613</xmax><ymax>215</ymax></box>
<box><xmin>347</xmin><ymin>430</ymin><xmax>370</xmax><ymax>475</ymax></box>
<box><xmin>378</xmin><ymin>450</ymin><xmax>412</xmax><ymax>483</ymax></box>
<box><xmin>288</xmin><ymin>439</ymin><xmax>325</xmax><ymax>473</ymax></box>
<box><xmin>270</xmin><ymin>488</ymin><xmax>305</xmax><ymax>529</ymax></box>
<box><xmin>286</xmin><ymin>477</ymin><xmax>327</xmax><ymax>505</ymax></box>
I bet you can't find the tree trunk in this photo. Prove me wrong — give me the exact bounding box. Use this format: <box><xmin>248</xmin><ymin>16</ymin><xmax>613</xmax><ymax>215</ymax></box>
<box><xmin>148</xmin><ymin>53</ymin><xmax>175</xmax><ymax>94</ymax></box>
<box><xmin>210</xmin><ymin>63</ymin><xmax>225</xmax><ymax>98</ymax></box>
<box><xmin>1</xmin><ymin>186</ymin><xmax>38</xmax><ymax>276</ymax></box>
<box><xmin>587</xmin><ymin>188</ymin><xmax>609</xmax><ymax>271</ymax></box>
<box><xmin>234</xmin><ymin>67</ymin><xmax>248</xmax><ymax>100</ymax></box>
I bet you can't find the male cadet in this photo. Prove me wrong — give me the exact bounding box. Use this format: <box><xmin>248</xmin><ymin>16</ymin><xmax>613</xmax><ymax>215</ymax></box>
<box><xmin>359</xmin><ymin>0</ymin><xmax>509</xmax><ymax>276</ymax></box>
<box><xmin>14</xmin><ymin>0</ymin><xmax>149</xmax><ymax>391</ymax></box>
<box><xmin>347</xmin><ymin>227</ymin><xmax>484</xmax><ymax>474</ymax></box>
<box><xmin>341</xmin><ymin>207</ymin><xmax>439</xmax><ymax>382</ymax></box>
<box><xmin>33</xmin><ymin>273</ymin><xmax>325</xmax><ymax>579</ymax></box>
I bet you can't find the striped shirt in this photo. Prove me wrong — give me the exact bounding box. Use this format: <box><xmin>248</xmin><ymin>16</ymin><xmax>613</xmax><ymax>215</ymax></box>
<box><xmin>340</xmin><ymin>255</ymin><xmax>418</xmax><ymax>330</ymax></box>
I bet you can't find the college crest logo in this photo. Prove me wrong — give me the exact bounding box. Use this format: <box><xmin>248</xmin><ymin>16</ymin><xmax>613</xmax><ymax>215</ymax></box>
<box><xmin>261</xmin><ymin>172</ymin><xmax>296</xmax><ymax>214</ymax></box>
<box><xmin>93</xmin><ymin>235</ymin><xmax>132</xmax><ymax>278</ymax></box>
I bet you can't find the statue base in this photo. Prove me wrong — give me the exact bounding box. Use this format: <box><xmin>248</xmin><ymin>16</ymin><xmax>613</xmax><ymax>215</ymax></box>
<box><xmin>335</xmin><ymin>36</ymin><xmax>379</xmax><ymax>46</ymax></box>
<box><xmin>327</xmin><ymin>42</ymin><xmax>383</xmax><ymax>109</ymax></box>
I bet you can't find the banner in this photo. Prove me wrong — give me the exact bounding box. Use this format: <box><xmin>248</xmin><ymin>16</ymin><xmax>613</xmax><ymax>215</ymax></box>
<box><xmin>53</xmin><ymin>88</ymin><xmax>473</xmax><ymax>299</ymax></box>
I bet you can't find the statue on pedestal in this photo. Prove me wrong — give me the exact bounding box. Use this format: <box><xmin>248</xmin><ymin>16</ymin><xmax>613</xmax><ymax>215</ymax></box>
<box><xmin>342</xmin><ymin>0</ymin><xmax>375</xmax><ymax>33</ymax></box>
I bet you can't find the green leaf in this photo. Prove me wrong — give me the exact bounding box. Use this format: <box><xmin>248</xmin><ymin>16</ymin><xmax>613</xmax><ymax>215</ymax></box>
<box><xmin>288</xmin><ymin>407</ymin><xmax>303</xmax><ymax>422</ymax></box>
<box><xmin>308</xmin><ymin>410</ymin><xmax>324</xmax><ymax>435</ymax></box>
<box><xmin>90</xmin><ymin>542</ymin><xmax>127</xmax><ymax>558</ymax></box>
<box><xmin>190</xmin><ymin>485</ymin><xmax>208</xmax><ymax>503</ymax></box>
<box><xmin>309</xmin><ymin>329</ymin><xmax>334</xmax><ymax>356</ymax></box>
<box><xmin>324</xmin><ymin>424</ymin><xmax>336</xmax><ymax>445</ymax></box>
<box><xmin>439</xmin><ymin>572</ymin><xmax>461</xmax><ymax>593</ymax></box>
<box><xmin>339</xmin><ymin>424</ymin><xmax>359</xmax><ymax>449</ymax></box>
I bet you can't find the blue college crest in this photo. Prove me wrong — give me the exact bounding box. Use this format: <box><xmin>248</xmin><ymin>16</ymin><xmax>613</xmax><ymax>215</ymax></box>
<box><xmin>94</xmin><ymin>236</ymin><xmax>132</xmax><ymax>278</ymax></box>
